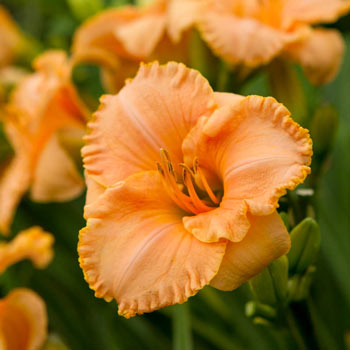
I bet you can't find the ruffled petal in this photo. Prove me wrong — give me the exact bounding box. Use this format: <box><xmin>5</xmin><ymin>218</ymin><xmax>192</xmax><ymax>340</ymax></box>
<box><xmin>79</xmin><ymin>171</ymin><xmax>226</xmax><ymax>317</ymax></box>
<box><xmin>83</xmin><ymin>61</ymin><xmax>215</xmax><ymax>186</ymax></box>
<box><xmin>198</xmin><ymin>10</ymin><xmax>297</xmax><ymax>66</ymax></box>
<box><xmin>282</xmin><ymin>0</ymin><xmax>350</xmax><ymax>28</ymax></box>
<box><xmin>30</xmin><ymin>134</ymin><xmax>84</xmax><ymax>202</ymax></box>
<box><xmin>167</xmin><ymin>0</ymin><xmax>204</xmax><ymax>42</ymax></box>
<box><xmin>72</xmin><ymin>6</ymin><xmax>141</xmax><ymax>65</ymax></box>
<box><xmin>210</xmin><ymin>211</ymin><xmax>290</xmax><ymax>291</ymax></box>
<box><xmin>114</xmin><ymin>13</ymin><xmax>166</xmax><ymax>59</ymax></box>
<box><xmin>182</xmin><ymin>95</ymin><xmax>312</xmax><ymax>243</ymax></box>
<box><xmin>0</xmin><ymin>155</ymin><xmax>31</xmax><ymax>235</ymax></box>
<box><xmin>0</xmin><ymin>226</ymin><xmax>54</xmax><ymax>273</ymax></box>
<box><xmin>0</xmin><ymin>288</ymin><xmax>47</xmax><ymax>350</ymax></box>
<box><xmin>284</xmin><ymin>28</ymin><xmax>345</xmax><ymax>85</ymax></box>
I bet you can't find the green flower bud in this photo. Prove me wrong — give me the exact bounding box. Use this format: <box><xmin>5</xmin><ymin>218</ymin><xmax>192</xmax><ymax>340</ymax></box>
<box><xmin>287</xmin><ymin>218</ymin><xmax>321</xmax><ymax>274</ymax></box>
<box><xmin>294</xmin><ymin>265</ymin><xmax>317</xmax><ymax>302</ymax></box>
<box><xmin>310</xmin><ymin>105</ymin><xmax>338</xmax><ymax>156</ymax></box>
<box><xmin>245</xmin><ymin>301</ymin><xmax>277</xmax><ymax>320</ymax></box>
<box><xmin>67</xmin><ymin>0</ymin><xmax>104</xmax><ymax>21</ymax></box>
<box><xmin>279</xmin><ymin>211</ymin><xmax>290</xmax><ymax>231</ymax></box>
<box><xmin>249</xmin><ymin>256</ymin><xmax>289</xmax><ymax>305</ymax></box>
<box><xmin>268</xmin><ymin>59</ymin><xmax>306</xmax><ymax>125</ymax></box>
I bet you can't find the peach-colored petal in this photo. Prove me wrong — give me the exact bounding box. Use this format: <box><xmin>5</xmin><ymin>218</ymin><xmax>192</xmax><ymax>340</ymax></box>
<box><xmin>114</xmin><ymin>13</ymin><xmax>166</xmax><ymax>59</ymax></box>
<box><xmin>0</xmin><ymin>6</ymin><xmax>23</xmax><ymax>67</ymax></box>
<box><xmin>72</xmin><ymin>7</ymin><xmax>141</xmax><ymax>63</ymax></box>
<box><xmin>282</xmin><ymin>0</ymin><xmax>350</xmax><ymax>28</ymax></box>
<box><xmin>83</xmin><ymin>61</ymin><xmax>215</xmax><ymax>186</ymax></box>
<box><xmin>284</xmin><ymin>28</ymin><xmax>345</xmax><ymax>85</ymax></box>
<box><xmin>0</xmin><ymin>155</ymin><xmax>31</xmax><ymax>235</ymax></box>
<box><xmin>79</xmin><ymin>171</ymin><xmax>226</xmax><ymax>317</ymax></box>
<box><xmin>0</xmin><ymin>288</ymin><xmax>47</xmax><ymax>350</ymax></box>
<box><xmin>210</xmin><ymin>211</ymin><xmax>290</xmax><ymax>291</ymax></box>
<box><xmin>167</xmin><ymin>0</ymin><xmax>204</xmax><ymax>42</ymax></box>
<box><xmin>182</xmin><ymin>95</ymin><xmax>312</xmax><ymax>243</ymax></box>
<box><xmin>0</xmin><ymin>226</ymin><xmax>54</xmax><ymax>273</ymax></box>
<box><xmin>214</xmin><ymin>91</ymin><xmax>245</xmax><ymax>108</ymax></box>
<box><xmin>198</xmin><ymin>11</ymin><xmax>297</xmax><ymax>66</ymax></box>
<box><xmin>30</xmin><ymin>134</ymin><xmax>84</xmax><ymax>202</ymax></box>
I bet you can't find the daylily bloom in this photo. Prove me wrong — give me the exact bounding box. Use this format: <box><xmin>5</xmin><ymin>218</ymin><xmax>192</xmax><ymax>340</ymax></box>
<box><xmin>79</xmin><ymin>62</ymin><xmax>312</xmax><ymax>318</ymax></box>
<box><xmin>190</xmin><ymin>0</ymin><xmax>350</xmax><ymax>85</ymax></box>
<box><xmin>0</xmin><ymin>6</ymin><xmax>23</xmax><ymax>68</ymax></box>
<box><xmin>0</xmin><ymin>288</ymin><xmax>48</xmax><ymax>350</ymax></box>
<box><xmin>71</xmin><ymin>0</ymin><xmax>198</xmax><ymax>92</ymax></box>
<box><xmin>0</xmin><ymin>50</ymin><xmax>89</xmax><ymax>235</ymax></box>
<box><xmin>0</xmin><ymin>226</ymin><xmax>54</xmax><ymax>274</ymax></box>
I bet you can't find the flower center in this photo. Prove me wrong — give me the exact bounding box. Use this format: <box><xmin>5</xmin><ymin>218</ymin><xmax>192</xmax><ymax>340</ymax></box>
<box><xmin>157</xmin><ymin>149</ymin><xmax>220</xmax><ymax>214</ymax></box>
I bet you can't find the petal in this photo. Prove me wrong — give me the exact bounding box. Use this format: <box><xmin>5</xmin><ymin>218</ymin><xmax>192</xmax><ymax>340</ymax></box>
<box><xmin>210</xmin><ymin>211</ymin><xmax>290</xmax><ymax>291</ymax></box>
<box><xmin>79</xmin><ymin>171</ymin><xmax>226</xmax><ymax>317</ymax></box>
<box><xmin>30</xmin><ymin>134</ymin><xmax>84</xmax><ymax>202</ymax></box>
<box><xmin>0</xmin><ymin>226</ymin><xmax>54</xmax><ymax>274</ymax></box>
<box><xmin>198</xmin><ymin>11</ymin><xmax>297</xmax><ymax>66</ymax></box>
<box><xmin>83</xmin><ymin>61</ymin><xmax>215</xmax><ymax>186</ymax></box>
<box><xmin>0</xmin><ymin>155</ymin><xmax>31</xmax><ymax>235</ymax></box>
<box><xmin>167</xmin><ymin>0</ymin><xmax>204</xmax><ymax>42</ymax></box>
<box><xmin>0</xmin><ymin>288</ymin><xmax>47</xmax><ymax>350</ymax></box>
<box><xmin>72</xmin><ymin>6</ymin><xmax>140</xmax><ymax>65</ymax></box>
<box><xmin>284</xmin><ymin>28</ymin><xmax>345</xmax><ymax>85</ymax></box>
<box><xmin>282</xmin><ymin>0</ymin><xmax>350</xmax><ymax>28</ymax></box>
<box><xmin>182</xmin><ymin>95</ymin><xmax>312</xmax><ymax>243</ymax></box>
<box><xmin>114</xmin><ymin>13</ymin><xmax>166</xmax><ymax>59</ymax></box>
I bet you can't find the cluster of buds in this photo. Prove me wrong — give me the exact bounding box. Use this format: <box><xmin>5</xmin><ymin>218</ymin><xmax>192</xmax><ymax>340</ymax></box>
<box><xmin>245</xmin><ymin>216</ymin><xmax>321</xmax><ymax>325</ymax></box>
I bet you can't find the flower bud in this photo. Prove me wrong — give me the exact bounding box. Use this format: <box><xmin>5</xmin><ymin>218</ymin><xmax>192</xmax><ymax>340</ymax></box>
<box><xmin>287</xmin><ymin>218</ymin><xmax>321</xmax><ymax>274</ymax></box>
<box><xmin>245</xmin><ymin>301</ymin><xmax>277</xmax><ymax>320</ymax></box>
<box><xmin>310</xmin><ymin>105</ymin><xmax>338</xmax><ymax>156</ymax></box>
<box><xmin>249</xmin><ymin>256</ymin><xmax>289</xmax><ymax>305</ymax></box>
<box><xmin>67</xmin><ymin>0</ymin><xmax>104</xmax><ymax>21</ymax></box>
<box><xmin>268</xmin><ymin>59</ymin><xmax>307</xmax><ymax>125</ymax></box>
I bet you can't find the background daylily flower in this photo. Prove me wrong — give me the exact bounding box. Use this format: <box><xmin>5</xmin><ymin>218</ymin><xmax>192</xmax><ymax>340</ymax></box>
<box><xmin>0</xmin><ymin>50</ymin><xmax>89</xmax><ymax>235</ymax></box>
<box><xmin>0</xmin><ymin>288</ymin><xmax>48</xmax><ymax>350</ymax></box>
<box><xmin>0</xmin><ymin>226</ymin><xmax>54</xmax><ymax>274</ymax></box>
<box><xmin>71</xmin><ymin>0</ymin><xmax>199</xmax><ymax>92</ymax></box>
<box><xmin>191</xmin><ymin>0</ymin><xmax>350</xmax><ymax>85</ymax></box>
<box><xmin>79</xmin><ymin>61</ymin><xmax>312</xmax><ymax>318</ymax></box>
<box><xmin>0</xmin><ymin>5</ymin><xmax>23</xmax><ymax>68</ymax></box>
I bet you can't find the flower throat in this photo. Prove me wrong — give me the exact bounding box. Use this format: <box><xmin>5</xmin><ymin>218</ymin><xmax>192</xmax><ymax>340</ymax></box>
<box><xmin>157</xmin><ymin>149</ymin><xmax>221</xmax><ymax>215</ymax></box>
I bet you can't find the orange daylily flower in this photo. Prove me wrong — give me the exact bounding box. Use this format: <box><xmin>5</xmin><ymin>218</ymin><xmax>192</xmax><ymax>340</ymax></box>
<box><xmin>191</xmin><ymin>0</ymin><xmax>350</xmax><ymax>84</ymax></box>
<box><xmin>0</xmin><ymin>288</ymin><xmax>48</xmax><ymax>350</ymax></box>
<box><xmin>0</xmin><ymin>226</ymin><xmax>54</xmax><ymax>274</ymax></box>
<box><xmin>71</xmin><ymin>0</ymin><xmax>198</xmax><ymax>92</ymax></box>
<box><xmin>0</xmin><ymin>50</ymin><xmax>89</xmax><ymax>235</ymax></box>
<box><xmin>79</xmin><ymin>62</ymin><xmax>312</xmax><ymax>318</ymax></box>
<box><xmin>0</xmin><ymin>6</ymin><xmax>23</xmax><ymax>68</ymax></box>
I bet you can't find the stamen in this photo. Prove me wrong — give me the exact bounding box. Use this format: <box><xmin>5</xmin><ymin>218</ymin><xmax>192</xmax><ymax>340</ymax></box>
<box><xmin>157</xmin><ymin>150</ymin><xmax>220</xmax><ymax>214</ymax></box>
<box><xmin>183</xmin><ymin>168</ymin><xmax>213</xmax><ymax>213</ymax></box>
<box><xmin>197</xmin><ymin>167</ymin><xmax>220</xmax><ymax>204</ymax></box>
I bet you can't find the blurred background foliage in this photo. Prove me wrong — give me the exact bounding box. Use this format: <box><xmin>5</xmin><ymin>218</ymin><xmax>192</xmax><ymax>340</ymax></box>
<box><xmin>0</xmin><ymin>0</ymin><xmax>349</xmax><ymax>349</ymax></box>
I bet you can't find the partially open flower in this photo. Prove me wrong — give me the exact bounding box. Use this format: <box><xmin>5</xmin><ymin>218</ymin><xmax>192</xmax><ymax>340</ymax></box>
<box><xmin>0</xmin><ymin>288</ymin><xmax>47</xmax><ymax>350</ymax></box>
<box><xmin>192</xmin><ymin>0</ymin><xmax>350</xmax><ymax>84</ymax></box>
<box><xmin>0</xmin><ymin>6</ymin><xmax>23</xmax><ymax>68</ymax></box>
<box><xmin>0</xmin><ymin>226</ymin><xmax>54</xmax><ymax>274</ymax></box>
<box><xmin>79</xmin><ymin>61</ymin><xmax>312</xmax><ymax>318</ymax></box>
<box><xmin>0</xmin><ymin>50</ymin><xmax>89</xmax><ymax>235</ymax></box>
<box><xmin>71</xmin><ymin>0</ymin><xmax>200</xmax><ymax>92</ymax></box>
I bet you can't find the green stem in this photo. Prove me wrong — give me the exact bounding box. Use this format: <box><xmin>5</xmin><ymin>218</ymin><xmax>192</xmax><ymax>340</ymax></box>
<box><xmin>285</xmin><ymin>307</ymin><xmax>307</xmax><ymax>350</ymax></box>
<box><xmin>172</xmin><ymin>303</ymin><xmax>193</xmax><ymax>350</ymax></box>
